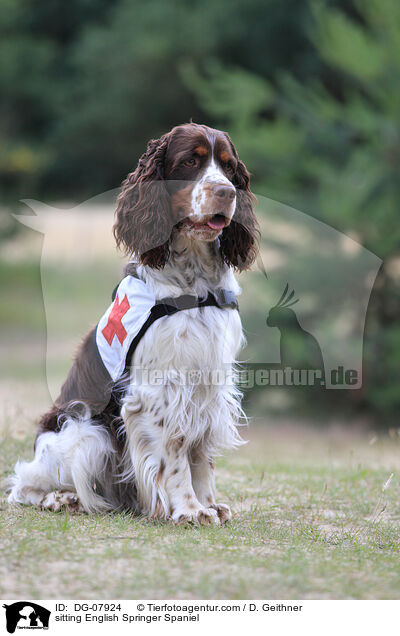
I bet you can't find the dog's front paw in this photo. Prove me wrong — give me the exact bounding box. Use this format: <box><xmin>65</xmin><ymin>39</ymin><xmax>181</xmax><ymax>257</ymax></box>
<box><xmin>172</xmin><ymin>507</ymin><xmax>220</xmax><ymax>527</ymax></box>
<box><xmin>209</xmin><ymin>503</ymin><xmax>232</xmax><ymax>524</ymax></box>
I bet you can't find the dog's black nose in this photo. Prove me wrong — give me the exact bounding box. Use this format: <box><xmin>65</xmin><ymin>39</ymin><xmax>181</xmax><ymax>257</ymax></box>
<box><xmin>213</xmin><ymin>184</ymin><xmax>236</xmax><ymax>200</ymax></box>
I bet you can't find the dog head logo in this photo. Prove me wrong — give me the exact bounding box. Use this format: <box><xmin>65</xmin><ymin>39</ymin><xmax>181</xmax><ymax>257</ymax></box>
<box><xmin>13</xmin><ymin>192</ymin><xmax>382</xmax><ymax>394</ymax></box>
<box><xmin>2</xmin><ymin>602</ymin><xmax>50</xmax><ymax>633</ymax></box>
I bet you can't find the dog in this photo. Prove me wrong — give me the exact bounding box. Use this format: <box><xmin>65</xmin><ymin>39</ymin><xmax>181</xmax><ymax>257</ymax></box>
<box><xmin>8</xmin><ymin>123</ymin><xmax>259</xmax><ymax>526</ymax></box>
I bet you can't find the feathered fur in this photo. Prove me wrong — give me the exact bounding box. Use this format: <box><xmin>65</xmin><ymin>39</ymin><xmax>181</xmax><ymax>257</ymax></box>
<box><xmin>8</xmin><ymin>123</ymin><xmax>259</xmax><ymax>526</ymax></box>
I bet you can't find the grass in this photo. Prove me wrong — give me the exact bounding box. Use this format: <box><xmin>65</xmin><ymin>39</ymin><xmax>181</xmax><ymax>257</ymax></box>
<box><xmin>1</xmin><ymin>425</ymin><xmax>399</xmax><ymax>600</ymax></box>
<box><xmin>1</xmin><ymin>220</ymin><xmax>399</xmax><ymax>599</ymax></box>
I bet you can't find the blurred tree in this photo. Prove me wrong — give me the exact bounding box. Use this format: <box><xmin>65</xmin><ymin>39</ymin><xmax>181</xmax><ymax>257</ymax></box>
<box><xmin>183</xmin><ymin>0</ymin><xmax>400</xmax><ymax>419</ymax></box>
<box><xmin>1</xmin><ymin>0</ymin><xmax>398</xmax><ymax>419</ymax></box>
<box><xmin>0</xmin><ymin>0</ymin><xmax>113</xmax><ymax>234</ymax></box>
<box><xmin>45</xmin><ymin>0</ymin><xmax>318</xmax><ymax>196</ymax></box>
<box><xmin>0</xmin><ymin>0</ymin><xmax>317</xmax><ymax>203</ymax></box>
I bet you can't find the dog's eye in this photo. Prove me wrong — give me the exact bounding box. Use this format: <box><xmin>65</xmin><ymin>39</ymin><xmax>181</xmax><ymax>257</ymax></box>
<box><xmin>182</xmin><ymin>157</ymin><xmax>198</xmax><ymax>168</ymax></box>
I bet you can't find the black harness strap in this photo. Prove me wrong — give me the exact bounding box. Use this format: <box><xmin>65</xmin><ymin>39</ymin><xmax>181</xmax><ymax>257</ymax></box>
<box><xmin>157</xmin><ymin>289</ymin><xmax>238</xmax><ymax>312</ymax></box>
<box><xmin>109</xmin><ymin>272</ymin><xmax>238</xmax><ymax>375</ymax></box>
<box><xmin>124</xmin><ymin>289</ymin><xmax>238</xmax><ymax>373</ymax></box>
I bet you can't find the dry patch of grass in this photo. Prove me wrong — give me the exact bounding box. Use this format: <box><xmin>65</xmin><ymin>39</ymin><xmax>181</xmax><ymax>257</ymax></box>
<box><xmin>1</xmin><ymin>424</ymin><xmax>399</xmax><ymax>600</ymax></box>
<box><xmin>1</xmin><ymin>207</ymin><xmax>399</xmax><ymax>600</ymax></box>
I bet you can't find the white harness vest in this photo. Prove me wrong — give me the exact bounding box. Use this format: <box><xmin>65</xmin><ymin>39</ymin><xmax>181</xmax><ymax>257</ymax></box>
<box><xmin>95</xmin><ymin>275</ymin><xmax>239</xmax><ymax>382</ymax></box>
<box><xmin>96</xmin><ymin>276</ymin><xmax>156</xmax><ymax>381</ymax></box>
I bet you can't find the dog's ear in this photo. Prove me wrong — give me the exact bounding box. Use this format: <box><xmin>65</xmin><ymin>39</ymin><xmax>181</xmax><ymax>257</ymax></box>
<box><xmin>219</xmin><ymin>139</ymin><xmax>259</xmax><ymax>271</ymax></box>
<box><xmin>113</xmin><ymin>134</ymin><xmax>172</xmax><ymax>268</ymax></box>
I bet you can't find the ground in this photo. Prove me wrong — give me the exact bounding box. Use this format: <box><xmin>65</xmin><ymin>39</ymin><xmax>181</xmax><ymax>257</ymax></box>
<box><xmin>0</xmin><ymin>208</ymin><xmax>399</xmax><ymax>599</ymax></box>
<box><xmin>1</xmin><ymin>423</ymin><xmax>399</xmax><ymax>599</ymax></box>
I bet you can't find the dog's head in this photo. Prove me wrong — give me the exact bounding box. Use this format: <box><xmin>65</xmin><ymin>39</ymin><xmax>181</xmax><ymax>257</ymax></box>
<box><xmin>113</xmin><ymin>122</ymin><xmax>259</xmax><ymax>269</ymax></box>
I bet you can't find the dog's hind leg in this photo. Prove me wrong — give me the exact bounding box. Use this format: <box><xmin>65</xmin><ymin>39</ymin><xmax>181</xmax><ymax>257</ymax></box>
<box><xmin>7</xmin><ymin>409</ymin><xmax>117</xmax><ymax>514</ymax></box>
<box><xmin>39</xmin><ymin>491</ymin><xmax>85</xmax><ymax>513</ymax></box>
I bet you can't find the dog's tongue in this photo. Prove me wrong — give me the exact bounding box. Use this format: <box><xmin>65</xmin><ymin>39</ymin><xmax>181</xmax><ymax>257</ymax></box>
<box><xmin>207</xmin><ymin>215</ymin><xmax>225</xmax><ymax>230</ymax></box>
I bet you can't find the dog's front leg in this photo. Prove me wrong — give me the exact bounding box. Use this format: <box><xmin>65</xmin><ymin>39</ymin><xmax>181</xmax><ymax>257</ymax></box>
<box><xmin>190</xmin><ymin>447</ymin><xmax>232</xmax><ymax>524</ymax></box>
<box><xmin>123</xmin><ymin>409</ymin><xmax>220</xmax><ymax>525</ymax></box>
<box><xmin>160</xmin><ymin>438</ymin><xmax>221</xmax><ymax>526</ymax></box>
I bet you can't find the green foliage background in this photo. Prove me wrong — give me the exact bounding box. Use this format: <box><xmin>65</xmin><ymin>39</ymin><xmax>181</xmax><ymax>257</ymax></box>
<box><xmin>0</xmin><ymin>0</ymin><xmax>399</xmax><ymax>421</ymax></box>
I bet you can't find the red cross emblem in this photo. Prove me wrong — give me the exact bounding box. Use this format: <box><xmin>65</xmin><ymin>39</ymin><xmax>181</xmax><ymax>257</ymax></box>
<box><xmin>102</xmin><ymin>294</ymin><xmax>130</xmax><ymax>346</ymax></box>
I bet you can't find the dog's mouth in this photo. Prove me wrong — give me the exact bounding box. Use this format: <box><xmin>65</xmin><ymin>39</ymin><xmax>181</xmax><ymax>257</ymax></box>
<box><xmin>180</xmin><ymin>213</ymin><xmax>229</xmax><ymax>232</ymax></box>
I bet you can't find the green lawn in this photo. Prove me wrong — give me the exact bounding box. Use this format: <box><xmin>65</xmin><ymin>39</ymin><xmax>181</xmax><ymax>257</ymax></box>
<box><xmin>1</xmin><ymin>425</ymin><xmax>399</xmax><ymax>599</ymax></box>
<box><xmin>0</xmin><ymin>226</ymin><xmax>399</xmax><ymax>600</ymax></box>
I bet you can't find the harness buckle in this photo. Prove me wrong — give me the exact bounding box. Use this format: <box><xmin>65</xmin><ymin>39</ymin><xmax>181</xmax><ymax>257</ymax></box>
<box><xmin>157</xmin><ymin>295</ymin><xmax>199</xmax><ymax>312</ymax></box>
<box><xmin>215</xmin><ymin>289</ymin><xmax>238</xmax><ymax>309</ymax></box>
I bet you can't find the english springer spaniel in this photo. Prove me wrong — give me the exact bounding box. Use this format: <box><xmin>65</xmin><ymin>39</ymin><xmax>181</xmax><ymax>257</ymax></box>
<box><xmin>8</xmin><ymin>123</ymin><xmax>259</xmax><ymax>526</ymax></box>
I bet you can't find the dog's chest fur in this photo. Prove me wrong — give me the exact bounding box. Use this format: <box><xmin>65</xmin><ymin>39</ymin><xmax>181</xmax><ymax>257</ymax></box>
<box><xmin>134</xmin><ymin>236</ymin><xmax>243</xmax><ymax>371</ymax></box>
<box><xmin>121</xmin><ymin>236</ymin><xmax>245</xmax><ymax>452</ymax></box>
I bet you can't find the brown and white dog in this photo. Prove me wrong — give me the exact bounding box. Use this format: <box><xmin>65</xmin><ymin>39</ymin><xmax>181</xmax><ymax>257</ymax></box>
<box><xmin>8</xmin><ymin>123</ymin><xmax>259</xmax><ymax>525</ymax></box>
